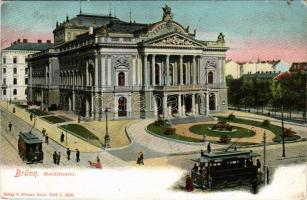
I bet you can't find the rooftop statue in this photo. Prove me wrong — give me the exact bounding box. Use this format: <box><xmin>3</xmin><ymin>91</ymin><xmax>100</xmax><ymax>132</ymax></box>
<box><xmin>217</xmin><ymin>32</ymin><xmax>225</xmax><ymax>43</ymax></box>
<box><xmin>162</xmin><ymin>5</ymin><xmax>173</xmax><ymax>21</ymax></box>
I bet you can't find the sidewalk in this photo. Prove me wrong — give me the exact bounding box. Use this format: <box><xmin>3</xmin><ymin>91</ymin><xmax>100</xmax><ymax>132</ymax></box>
<box><xmin>0</xmin><ymin>101</ymin><xmax>100</xmax><ymax>153</ymax></box>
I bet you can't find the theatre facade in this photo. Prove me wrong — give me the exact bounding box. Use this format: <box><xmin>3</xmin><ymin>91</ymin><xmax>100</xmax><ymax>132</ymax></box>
<box><xmin>27</xmin><ymin>5</ymin><xmax>228</xmax><ymax>120</ymax></box>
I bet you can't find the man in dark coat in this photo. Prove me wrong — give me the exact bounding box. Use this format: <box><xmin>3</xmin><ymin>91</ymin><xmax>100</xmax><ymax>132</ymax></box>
<box><xmin>45</xmin><ymin>134</ymin><xmax>49</xmax><ymax>145</ymax></box>
<box><xmin>207</xmin><ymin>142</ymin><xmax>211</xmax><ymax>153</ymax></box>
<box><xmin>139</xmin><ymin>152</ymin><xmax>144</xmax><ymax>165</ymax></box>
<box><xmin>67</xmin><ymin>148</ymin><xmax>71</xmax><ymax>160</ymax></box>
<box><xmin>76</xmin><ymin>149</ymin><xmax>80</xmax><ymax>162</ymax></box>
<box><xmin>8</xmin><ymin>122</ymin><xmax>12</xmax><ymax>131</ymax></box>
<box><xmin>60</xmin><ymin>132</ymin><xmax>65</xmax><ymax>143</ymax></box>
<box><xmin>56</xmin><ymin>152</ymin><xmax>61</xmax><ymax>165</ymax></box>
<box><xmin>30</xmin><ymin>113</ymin><xmax>33</xmax><ymax>121</ymax></box>
<box><xmin>53</xmin><ymin>151</ymin><xmax>57</xmax><ymax>164</ymax></box>
<box><xmin>42</xmin><ymin>128</ymin><xmax>46</xmax><ymax>137</ymax></box>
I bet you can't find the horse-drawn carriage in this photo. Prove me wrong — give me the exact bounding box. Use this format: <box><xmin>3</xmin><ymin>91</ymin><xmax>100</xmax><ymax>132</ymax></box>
<box><xmin>18</xmin><ymin>132</ymin><xmax>44</xmax><ymax>164</ymax></box>
<box><xmin>191</xmin><ymin>150</ymin><xmax>260</xmax><ymax>189</ymax></box>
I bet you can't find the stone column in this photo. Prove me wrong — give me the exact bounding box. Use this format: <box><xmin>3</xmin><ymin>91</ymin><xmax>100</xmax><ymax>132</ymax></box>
<box><xmin>192</xmin><ymin>93</ymin><xmax>195</xmax><ymax>115</ymax></box>
<box><xmin>85</xmin><ymin>97</ymin><xmax>90</xmax><ymax>117</ymax></box>
<box><xmin>182</xmin><ymin>94</ymin><xmax>186</xmax><ymax>115</ymax></box>
<box><xmin>143</xmin><ymin>54</ymin><xmax>148</xmax><ymax>87</ymax></box>
<box><xmin>152</xmin><ymin>55</ymin><xmax>156</xmax><ymax>86</ymax></box>
<box><xmin>180</xmin><ymin>55</ymin><xmax>183</xmax><ymax>85</ymax></box>
<box><xmin>163</xmin><ymin>94</ymin><xmax>168</xmax><ymax>118</ymax></box>
<box><xmin>86</xmin><ymin>62</ymin><xmax>89</xmax><ymax>86</ymax></box>
<box><xmin>132</xmin><ymin>56</ymin><xmax>136</xmax><ymax>85</ymax></box>
<box><xmin>166</xmin><ymin>55</ymin><xmax>170</xmax><ymax>85</ymax></box>
<box><xmin>174</xmin><ymin>61</ymin><xmax>177</xmax><ymax>85</ymax></box>
<box><xmin>107</xmin><ymin>56</ymin><xmax>112</xmax><ymax>86</ymax></box>
<box><xmin>178</xmin><ymin>94</ymin><xmax>182</xmax><ymax>117</ymax></box>
<box><xmin>91</xmin><ymin>93</ymin><xmax>94</xmax><ymax>119</ymax></box>
<box><xmin>72</xmin><ymin>91</ymin><xmax>75</xmax><ymax>111</ymax></box>
<box><xmin>159</xmin><ymin>63</ymin><xmax>163</xmax><ymax>85</ymax></box>
<box><xmin>137</xmin><ymin>56</ymin><xmax>142</xmax><ymax>86</ymax></box>
<box><xmin>206</xmin><ymin>92</ymin><xmax>210</xmax><ymax>116</ymax></box>
<box><xmin>101</xmin><ymin>55</ymin><xmax>106</xmax><ymax>87</ymax></box>
<box><xmin>193</xmin><ymin>56</ymin><xmax>196</xmax><ymax>84</ymax></box>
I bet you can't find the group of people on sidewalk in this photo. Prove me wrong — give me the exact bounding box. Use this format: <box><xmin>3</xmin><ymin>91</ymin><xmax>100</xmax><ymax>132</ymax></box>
<box><xmin>52</xmin><ymin>148</ymin><xmax>80</xmax><ymax>165</ymax></box>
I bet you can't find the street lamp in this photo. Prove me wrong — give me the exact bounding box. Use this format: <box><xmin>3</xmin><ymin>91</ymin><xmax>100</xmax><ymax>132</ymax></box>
<box><xmin>104</xmin><ymin>107</ymin><xmax>111</xmax><ymax>148</ymax></box>
<box><xmin>263</xmin><ymin>131</ymin><xmax>267</xmax><ymax>186</ymax></box>
<box><xmin>281</xmin><ymin>104</ymin><xmax>286</xmax><ymax>157</ymax></box>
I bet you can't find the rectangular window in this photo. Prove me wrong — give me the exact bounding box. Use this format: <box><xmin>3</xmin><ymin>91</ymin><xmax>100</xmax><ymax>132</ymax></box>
<box><xmin>3</xmin><ymin>68</ymin><xmax>6</xmax><ymax>74</ymax></box>
<box><xmin>3</xmin><ymin>57</ymin><xmax>6</xmax><ymax>64</ymax></box>
<box><xmin>13</xmin><ymin>57</ymin><xmax>17</xmax><ymax>64</ymax></box>
<box><xmin>13</xmin><ymin>68</ymin><xmax>17</xmax><ymax>74</ymax></box>
<box><xmin>25</xmin><ymin>68</ymin><xmax>28</xmax><ymax>74</ymax></box>
<box><xmin>13</xmin><ymin>78</ymin><xmax>17</xmax><ymax>85</ymax></box>
<box><xmin>25</xmin><ymin>78</ymin><xmax>28</xmax><ymax>84</ymax></box>
<box><xmin>3</xmin><ymin>78</ymin><xmax>6</xmax><ymax>84</ymax></box>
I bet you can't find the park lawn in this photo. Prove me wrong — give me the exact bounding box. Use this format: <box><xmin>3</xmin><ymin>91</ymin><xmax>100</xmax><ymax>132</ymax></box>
<box><xmin>60</xmin><ymin>124</ymin><xmax>98</xmax><ymax>140</ymax></box>
<box><xmin>42</xmin><ymin>116</ymin><xmax>66</xmax><ymax>124</ymax></box>
<box><xmin>26</xmin><ymin>109</ymin><xmax>50</xmax><ymax>116</ymax></box>
<box><xmin>189</xmin><ymin>124</ymin><xmax>255</xmax><ymax>138</ymax></box>
<box><xmin>147</xmin><ymin>123</ymin><xmax>203</xmax><ymax>143</ymax></box>
<box><xmin>216</xmin><ymin>116</ymin><xmax>300</xmax><ymax>142</ymax></box>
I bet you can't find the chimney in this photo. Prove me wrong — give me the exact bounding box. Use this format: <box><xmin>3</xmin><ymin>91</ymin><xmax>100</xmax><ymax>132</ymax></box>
<box><xmin>46</xmin><ymin>40</ymin><xmax>51</xmax><ymax>44</ymax></box>
<box><xmin>23</xmin><ymin>39</ymin><xmax>28</xmax><ymax>43</ymax></box>
<box><xmin>37</xmin><ymin>39</ymin><xmax>42</xmax><ymax>43</ymax></box>
<box><xmin>17</xmin><ymin>39</ymin><xmax>20</xmax><ymax>43</ymax></box>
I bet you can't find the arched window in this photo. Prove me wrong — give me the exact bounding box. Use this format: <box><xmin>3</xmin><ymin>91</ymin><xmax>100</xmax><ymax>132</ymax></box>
<box><xmin>209</xmin><ymin>93</ymin><xmax>216</xmax><ymax>110</ymax></box>
<box><xmin>13</xmin><ymin>89</ymin><xmax>17</xmax><ymax>95</ymax></box>
<box><xmin>208</xmin><ymin>72</ymin><xmax>213</xmax><ymax>84</ymax></box>
<box><xmin>118</xmin><ymin>97</ymin><xmax>127</xmax><ymax>117</ymax></box>
<box><xmin>118</xmin><ymin>72</ymin><xmax>125</xmax><ymax>86</ymax></box>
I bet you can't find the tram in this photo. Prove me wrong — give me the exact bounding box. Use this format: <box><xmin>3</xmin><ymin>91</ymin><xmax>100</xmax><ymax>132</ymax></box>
<box><xmin>191</xmin><ymin>150</ymin><xmax>260</xmax><ymax>189</ymax></box>
<box><xmin>18</xmin><ymin>132</ymin><xmax>44</xmax><ymax>164</ymax></box>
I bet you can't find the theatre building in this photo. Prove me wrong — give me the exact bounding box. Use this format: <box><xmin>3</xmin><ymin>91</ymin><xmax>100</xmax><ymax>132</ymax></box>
<box><xmin>28</xmin><ymin>5</ymin><xmax>228</xmax><ymax>120</ymax></box>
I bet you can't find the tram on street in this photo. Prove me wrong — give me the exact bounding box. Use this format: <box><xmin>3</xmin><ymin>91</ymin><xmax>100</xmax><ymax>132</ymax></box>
<box><xmin>18</xmin><ymin>132</ymin><xmax>44</xmax><ymax>164</ymax></box>
<box><xmin>190</xmin><ymin>150</ymin><xmax>260</xmax><ymax>189</ymax></box>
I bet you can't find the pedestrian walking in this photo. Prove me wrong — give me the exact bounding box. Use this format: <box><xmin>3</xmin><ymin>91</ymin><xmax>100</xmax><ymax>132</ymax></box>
<box><xmin>76</xmin><ymin>149</ymin><xmax>80</xmax><ymax>162</ymax></box>
<box><xmin>266</xmin><ymin>168</ymin><xmax>270</xmax><ymax>184</ymax></box>
<box><xmin>136</xmin><ymin>152</ymin><xmax>140</xmax><ymax>165</ymax></box>
<box><xmin>45</xmin><ymin>134</ymin><xmax>49</xmax><ymax>145</ymax></box>
<box><xmin>139</xmin><ymin>151</ymin><xmax>144</xmax><ymax>165</ymax></box>
<box><xmin>42</xmin><ymin>128</ymin><xmax>46</xmax><ymax>137</ymax></box>
<box><xmin>256</xmin><ymin>159</ymin><xmax>261</xmax><ymax>172</ymax></box>
<box><xmin>53</xmin><ymin>151</ymin><xmax>57</xmax><ymax>164</ymax></box>
<box><xmin>207</xmin><ymin>142</ymin><xmax>211</xmax><ymax>153</ymax></box>
<box><xmin>251</xmin><ymin>177</ymin><xmax>258</xmax><ymax>194</ymax></box>
<box><xmin>56</xmin><ymin>152</ymin><xmax>61</xmax><ymax>165</ymax></box>
<box><xmin>60</xmin><ymin>132</ymin><xmax>65</xmax><ymax>143</ymax></box>
<box><xmin>8</xmin><ymin>122</ymin><xmax>12</xmax><ymax>132</ymax></box>
<box><xmin>67</xmin><ymin>148</ymin><xmax>71</xmax><ymax>160</ymax></box>
<box><xmin>30</xmin><ymin>113</ymin><xmax>33</xmax><ymax>121</ymax></box>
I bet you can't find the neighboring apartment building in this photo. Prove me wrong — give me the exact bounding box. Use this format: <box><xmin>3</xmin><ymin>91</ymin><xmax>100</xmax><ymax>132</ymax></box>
<box><xmin>225</xmin><ymin>59</ymin><xmax>290</xmax><ymax>79</ymax></box>
<box><xmin>1</xmin><ymin>39</ymin><xmax>53</xmax><ymax>102</ymax></box>
<box><xmin>28</xmin><ymin>6</ymin><xmax>229</xmax><ymax>120</ymax></box>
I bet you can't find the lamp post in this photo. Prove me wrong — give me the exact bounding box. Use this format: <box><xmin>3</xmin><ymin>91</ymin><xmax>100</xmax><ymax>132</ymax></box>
<box><xmin>281</xmin><ymin>104</ymin><xmax>286</xmax><ymax>157</ymax></box>
<box><xmin>263</xmin><ymin>131</ymin><xmax>267</xmax><ymax>186</ymax></box>
<box><xmin>104</xmin><ymin>107</ymin><xmax>111</xmax><ymax>148</ymax></box>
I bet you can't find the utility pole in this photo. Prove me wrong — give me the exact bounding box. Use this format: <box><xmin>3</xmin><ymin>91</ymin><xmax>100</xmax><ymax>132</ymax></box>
<box><xmin>263</xmin><ymin>131</ymin><xmax>267</xmax><ymax>186</ymax></box>
<box><xmin>281</xmin><ymin>104</ymin><xmax>285</xmax><ymax>157</ymax></box>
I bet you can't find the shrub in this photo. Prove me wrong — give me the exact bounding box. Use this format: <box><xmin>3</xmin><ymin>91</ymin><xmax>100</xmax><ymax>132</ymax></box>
<box><xmin>228</xmin><ymin>113</ymin><xmax>236</xmax><ymax>120</ymax></box>
<box><xmin>262</xmin><ymin>120</ymin><xmax>270</xmax><ymax>127</ymax></box>
<box><xmin>154</xmin><ymin>119</ymin><xmax>164</xmax><ymax>126</ymax></box>
<box><xmin>212</xmin><ymin>121</ymin><xmax>232</xmax><ymax>131</ymax></box>
<box><xmin>164</xmin><ymin>128</ymin><xmax>176</xmax><ymax>135</ymax></box>
<box><xmin>284</xmin><ymin>128</ymin><xmax>296</xmax><ymax>137</ymax></box>
<box><xmin>219</xmin><ymin>135</ymin><xmax>231</xmax><ymax>144</ymax></box>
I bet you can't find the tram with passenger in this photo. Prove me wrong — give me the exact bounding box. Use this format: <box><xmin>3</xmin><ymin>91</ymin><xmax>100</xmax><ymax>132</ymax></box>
<box><xmin>18</xmin><ymin>132</ymin><xmax>44</xmax><ymax>164</ymax></box>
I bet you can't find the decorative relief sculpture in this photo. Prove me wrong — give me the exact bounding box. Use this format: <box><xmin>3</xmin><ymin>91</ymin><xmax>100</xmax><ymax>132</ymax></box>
<box><xmin>205</xmin><ymin>58</ymin><xmax>217</xmax><ymax>68</ymax></box>
<box><xmin>152</xmin><ymin>35</ymin><xmax>195</xmax><ymax>46</ymax></box>
<box><xmin>112</xmin><ymin>55</ymin><xmax>130</xmax><ymax>68</ymax></box>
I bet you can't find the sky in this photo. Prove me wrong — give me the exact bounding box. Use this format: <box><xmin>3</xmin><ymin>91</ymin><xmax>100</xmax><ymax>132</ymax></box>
<box><xmin>1</xmin><ymin>1</ymin><xmax>307</xmax><ymax>63</ymax></box>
